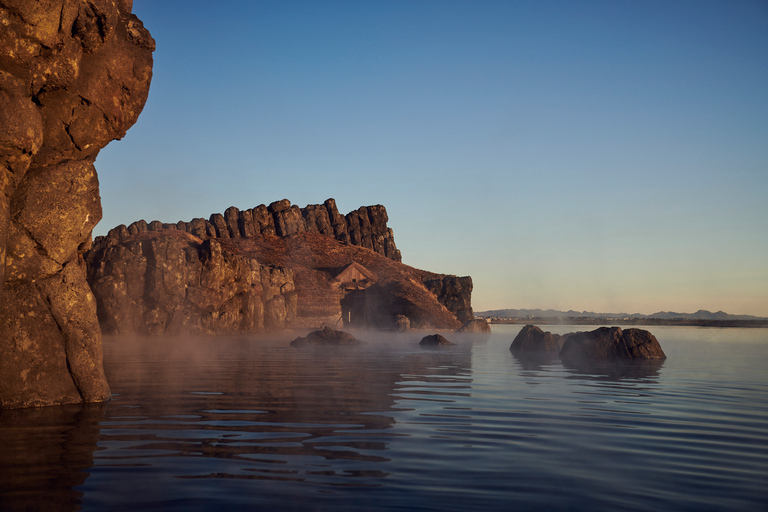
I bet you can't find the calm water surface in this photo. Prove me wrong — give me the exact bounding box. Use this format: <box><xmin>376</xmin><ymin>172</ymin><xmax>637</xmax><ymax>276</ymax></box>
<box><xmin>1</xmin><ymin>325</ymin><xmax>767</xmax><ymax>511</ymax></box>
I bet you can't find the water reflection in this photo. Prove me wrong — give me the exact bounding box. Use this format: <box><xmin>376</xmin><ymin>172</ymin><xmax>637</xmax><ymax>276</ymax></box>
<box><xmin>510</xmin><ymin>352</ymin><xmax>664</xmax><ymax>381</ymax></box>
<box><xmin>0</xmin><ymin>403</ymin><xmax>104</xmax><ymax>512</ymax></box>
<box><xmin>560</xmin><ymin>359</ymin><xmax>665</xmax><ymax>382</ymax></box>
<box><xmin>3</xmin><ymin>329</ymin><xmax>765</xmax><ymax>512</ymax></box>
<box><xmin>95</xmin><ymin>333</ymin><xmax>473</xmax><ymax>488</ymax></box>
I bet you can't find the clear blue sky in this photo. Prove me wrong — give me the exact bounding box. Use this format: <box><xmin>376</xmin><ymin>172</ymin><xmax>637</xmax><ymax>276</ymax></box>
<box><xmin>95</xmin><ymin>0</ymin><xmax>768</xmax><ymax>316</ymax></box>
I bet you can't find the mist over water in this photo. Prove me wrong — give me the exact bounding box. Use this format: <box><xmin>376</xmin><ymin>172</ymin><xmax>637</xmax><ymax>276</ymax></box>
<box><xmin>2</xmin><ymin>326</ymin><xmax>767</xmax><ymax>511</ymax></box>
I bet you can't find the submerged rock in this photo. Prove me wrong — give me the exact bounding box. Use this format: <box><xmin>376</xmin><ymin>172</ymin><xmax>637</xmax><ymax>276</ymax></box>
<box><xmin>457</xmin><ymin>319</ymin><xmax>491</xmax><ymax>333</ymax></box>
<box><xmin>419</xmin><ymin>334</ymin><xmax>454</xmax><ymax>347</ymax></box>
<box><xmin>509</xmin><ymin>325</ymin><xmax>565</xmax><ymax>353</ymax></box>
<box><xmin>290</xmin><ymin>327</ymin><xmax>362</xmax><ymax>347</ymax></box>
<box><xmin>559</xmin><ymin>327</ymin><xmax>666</xmax><ymax>362</ymax></box>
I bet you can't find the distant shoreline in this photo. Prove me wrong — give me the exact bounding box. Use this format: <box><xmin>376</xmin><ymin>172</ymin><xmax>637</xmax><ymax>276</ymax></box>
<box><xmin>484</xmin><ymin>317</ymin><xmax>768</xmax><ymax>328</ymax></box>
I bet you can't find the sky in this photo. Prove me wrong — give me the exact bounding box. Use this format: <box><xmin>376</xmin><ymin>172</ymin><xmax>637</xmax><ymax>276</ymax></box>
<box><xmin>94</xmin><ymin>0</ymin><xmax>768</xmax><ymax>317</ymax></box>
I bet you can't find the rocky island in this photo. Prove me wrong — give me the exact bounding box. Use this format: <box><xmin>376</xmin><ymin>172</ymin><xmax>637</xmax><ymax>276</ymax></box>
<box><xmin>84</xmin><ymin>198</ymin><xmax>475</xmax><ymax>335</ymax></box>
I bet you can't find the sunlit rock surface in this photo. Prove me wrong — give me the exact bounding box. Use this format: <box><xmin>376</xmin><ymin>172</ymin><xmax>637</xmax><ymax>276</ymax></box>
<box><xmin>0</xmin><ymin>0</ymin><xmax>154</xmax><ymax>408</ymax></box>
<box><xmin>86</xmin><ymin>199</ymin><xmax>474</xmax><ymax>334</ymax></box>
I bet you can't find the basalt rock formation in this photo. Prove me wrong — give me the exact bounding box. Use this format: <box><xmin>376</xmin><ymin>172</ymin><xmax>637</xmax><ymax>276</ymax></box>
<box><xmin>510</xmin><ymin>325</ymin><xmax>666</xmax><ymax>361</ymax></box>
<box><xmin>559</xmin><ymin>326</ymin><xmax>667</xmax><ymax>362</ymax></box>
<box><xmin>0</xmin><ymin>1</ymin><xmax>154</xmax><ymax>408</ymax></box>
<box><xmin>509</xmin><ymin>324</ymin><xmax>566</xmax><ymax>353</ymax></box>
<box><xmin>85</xmin><ymin>199</ymin><xmax>474</xmax><ymax>335</ymax></box>
<box><xmin>125</xmin><ymin>198</ymin><xmax>401</xmax><ymax>262</ymax></box>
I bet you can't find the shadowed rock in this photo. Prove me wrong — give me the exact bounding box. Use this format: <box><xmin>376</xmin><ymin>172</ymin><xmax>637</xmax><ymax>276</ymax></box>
<box><xmin>290</xmin><ymin>327</ymin><xmax>362</xmax><ymax>347</ymax></box>
<box><xmin>419</xmin><ymin>334</ymin><xmax>454</xmax><ymax>347</ymax></box>
<box><xmin>509</xmin><ymin>325</ymin><xmax>565</xmax><ymax>353</ymax></box>
<box><xmin>559</xmin><ymin>326</ymin><xmax>666</xmax><ymax>362</ymax></box>
<box><xmin>1</xmin><ymin>0</ymin><xmax>154</xmax><ymax>408</ymax></box>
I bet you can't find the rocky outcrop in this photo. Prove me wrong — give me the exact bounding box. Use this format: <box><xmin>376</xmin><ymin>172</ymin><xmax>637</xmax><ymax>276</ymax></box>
<box><xmin>457</xmin><ymin>318</ymin><xmax>491</xmax><ymax>333</ymax></box>
<box><xmin>110</xmin><ymin>198</ymin><xmax>402</xmax><ymax>262</ymax></box>
<box><xmin>290</xmin><ymin>327</ymin><xmax>362</xmax><ymax>347</ymax></box>
<box><xmin>423</xmin><ymin>275</ymin><xmax>474</xmax><ymax>324</ymax></box>
<box><xmin>87</xmin><ymin>200</ymin><xmax>474</xmax><ymax>333</ymax></box>
<box><xmin>1</xmin><ymin>1</ymin><xmax>154</xmax><ymax>408</ymax></box>
<box><xmin>85</xmin><ymin>232</ymin><xmax>295</xmax><ymax>335</ymax></box>
<box><xmin>559</xmin><ymin>326</ymin><xmax>666</xmax><ymax>362</ymax></box>
<box><xmin>419</xmin><ymin>334</ymin><xmax>454</xmax><ymax>347</ymax></box>
<box><xmin>510</xmin><ymin>325</ymin><xmax>565</xmax><ymax>353</ymax></box>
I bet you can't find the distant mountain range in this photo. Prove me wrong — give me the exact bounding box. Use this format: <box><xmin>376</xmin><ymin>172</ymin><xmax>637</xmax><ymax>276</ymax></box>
<box><xmin>476</xmin><ymin>308</ymin><xmax>767</xmax><ymax>322</ymax></box>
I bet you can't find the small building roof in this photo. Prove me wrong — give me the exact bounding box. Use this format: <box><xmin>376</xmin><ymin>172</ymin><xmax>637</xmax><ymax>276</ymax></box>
<box><xmin>332</xmin><ymin>262</ymin><xmax>377</xmax><ymax>284</ymax></box>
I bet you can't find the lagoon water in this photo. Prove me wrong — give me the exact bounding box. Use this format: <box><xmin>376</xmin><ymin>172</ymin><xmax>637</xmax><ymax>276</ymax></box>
<box><xmin>2</xmin><ymin>325</ymin><xmax>767</xmax><ymax>511</ymax></box>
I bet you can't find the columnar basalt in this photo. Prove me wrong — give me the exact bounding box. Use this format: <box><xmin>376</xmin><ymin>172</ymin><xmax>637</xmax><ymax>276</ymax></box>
<box><xmin>0</xmin><ymin>1</ymin><xmax>154</xmax><ymax>408</ymax></box>
<box><xmin>110</xmin><ymin>198</ymin><xmax>402</xmax><ymax>263</ymax></box>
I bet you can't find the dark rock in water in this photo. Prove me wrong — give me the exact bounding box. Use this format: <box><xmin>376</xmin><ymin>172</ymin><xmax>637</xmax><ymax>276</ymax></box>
<box><xmin>0</xmin><ymin>1</ymin><xmax>154</xmax><ymax>408</ymax></box>
<box><xmin>457</xmin><ymin>319</ymin><xmax>491</xmax><ymax>333</ymax></box>
<box><xmin>291</xmin><ymin>327</ymin><xmax>362</xmax><ymax>347</ymax></box>
<box><xmin>559</xmin><ymin>327</ymin><xmax>666</xmax><ymax>362</ymax></box>
<box><xmin>419</xmin><ymin>334</ymin><xmax>454</xmax><ymax>347</ymax></box>
<box><xmin>510</xmin><ymin>325</ymin><xmax>565</xmax><ymax>353</ymax></box>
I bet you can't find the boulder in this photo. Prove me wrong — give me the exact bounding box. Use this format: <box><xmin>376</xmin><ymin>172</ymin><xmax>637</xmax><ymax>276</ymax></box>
<box><xmin>457</xmin><ymin>319</ymin><xmax>491</xmax><ymax>333</ymax></box>
<box><xmin>419</xmin><ymin>334</ymin><xmax>454</xmax><ymax>347</ymax></box>
<box><xmin>290</xmin><ymin>327</ymin><xmax>362</xmax><ymax>347</ymax></box>
<box><xmin>559</xmin><ymin>327</ymin><xmax>666</xmax><ymax>362</ymax></box>
<box><xmin>509</xmin><ymin>325</ymin><xmax>565</xmax><ymax>353</ymax></box>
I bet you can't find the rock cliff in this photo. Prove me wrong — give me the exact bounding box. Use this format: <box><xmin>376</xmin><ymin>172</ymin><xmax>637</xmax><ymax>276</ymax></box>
<box><xmin>85</xmin><ymin>199</ymin><xmax>473</xmax><ymax>334</ymax></box>
<box><xmin>0</xmin><ymin>0</ymin><xmax>154</xmax><ymax>408</ymax></box>
<box><xmin>108</xmin><ymin>198</ymin><xmax>401</xmax><ymax>262</ymax></box>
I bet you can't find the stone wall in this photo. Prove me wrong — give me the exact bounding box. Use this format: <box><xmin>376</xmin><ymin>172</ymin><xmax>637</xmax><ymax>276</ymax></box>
<box><xmin>0</xmin><ymin>0</ymin><xmax>154</xmax><ymax>408</ymax></box>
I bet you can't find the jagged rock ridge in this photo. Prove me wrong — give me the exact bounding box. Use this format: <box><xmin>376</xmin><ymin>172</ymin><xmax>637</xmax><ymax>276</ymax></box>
<box><xmin>107</xmin><ymin>198</ymin><xmax>401</xmax><ymax>262</ymax></box>
<box><xmin>0</xmin><ymin>0</ymin><xmax>154</xmax><ymax>408</ymax></box>
<box><xmin>85</xmin><ymin>199</ymin><xmax>474</xmax><ymax>335</ymax></box>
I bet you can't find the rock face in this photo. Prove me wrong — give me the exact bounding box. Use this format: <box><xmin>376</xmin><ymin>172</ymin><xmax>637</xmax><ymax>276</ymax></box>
<box><xmin>509</xmin><ymin>325</ymin><xmax>565</xmax><ymax>353</ymax></box>
<box><xmin>290</xmin><ymin>327</ymin><xmax>362</xmax><ymax>347</ymax></box>
<box><xmin>457</xmin><ymin>318</ymin><xmax>491</xmax><ymax>333</ymax></box>
<box><xmin>86</xmin><ymin>200</ymin><xmax>474</xmax><ymax>333</ymax></box>
<box><xmin>0</xmin><ymin>1</ymin><xmax>154</xmax><ymax>408</ymax></box>
<box><xmin>419</xmin><ymin>334</ymin><xmax>454</xmax><ymax>347</ymax></box>
<box><xmin>85</xmin><ymin>232</ymin><xmax>295</xmax><ymax>335</ymax></box>
<box><xmin>559</xmin><ymin>326</ymin><xmax>667</xmax><ymax>362</ymax></box>
<box><xmin>119</xmin><ymin>198</ymin><xmax>402</xmax><ymax>262</ymax></box>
